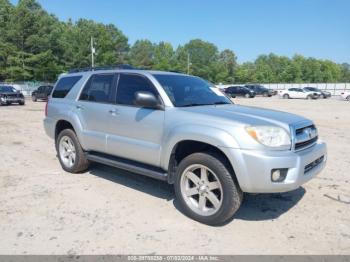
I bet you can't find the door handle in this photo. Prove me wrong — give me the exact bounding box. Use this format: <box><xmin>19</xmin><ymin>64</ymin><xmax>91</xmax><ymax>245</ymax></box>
<box><xmin>76</xmin><ymin>105</ymin><xmax>84</xmax><ymax>110</ymax></box>
<box><xmin>108</xmin><ymin>108</ymin><xmax>119</xmax><ymax>115</ymax></box>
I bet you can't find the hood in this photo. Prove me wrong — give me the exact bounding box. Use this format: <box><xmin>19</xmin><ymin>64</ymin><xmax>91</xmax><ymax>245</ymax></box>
<box><xmin>180</xmin><ymin>104</ymin><xmax>310</xmax><ymax>130</ymax></box>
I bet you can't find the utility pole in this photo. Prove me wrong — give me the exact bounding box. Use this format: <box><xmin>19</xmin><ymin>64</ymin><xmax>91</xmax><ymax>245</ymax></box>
<box><xmin>187</xmin><ymin>52</ymin><xmax>191</xmax><ymax>75</ymax></box>
<box><xmin>91</xmin><ymin>37</ymin><xmax>95</xmax><ymax>68</ymax></box>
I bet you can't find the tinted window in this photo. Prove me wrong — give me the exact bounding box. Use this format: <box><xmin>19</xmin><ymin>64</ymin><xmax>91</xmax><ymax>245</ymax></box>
<box><xmin>116</xmin><ymin>74</ymin><xmax>159</xmax><ymax>106</ymax></box>
<box><xmin>52</xmin><ymin>76</ymin><xmax>82</xmax><ymax>98</ymax></box>
<box><xmin>80</xmin><ymin>74</ymin><xmax>115</xmax><ymax>103</ymax></box>
<box><xmin>153</xmin><ymin>74</ymin><xmax>231</xmax><ymax>107</ymax></box>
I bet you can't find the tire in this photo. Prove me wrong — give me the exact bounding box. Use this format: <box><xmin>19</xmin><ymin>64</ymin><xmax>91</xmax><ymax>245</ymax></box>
<box><xmin>321</xmin><ymin>94</ymin><xmax>325</xmax><ymax>99</ymax></box>
<box><xmin>283</xmin><ymin>94</ymin><xmax>289</xmax><ymax>99</ymax></box>
<box><xmin>32</xmin><ymin>95</ymin><xmax>37</xmax><ymax>102</ymax></box>
<box><xmin>174</xmin><ymin>152</ymin><xmax>243</xmax><ymax>226</ymax></box>
<box><xmin>263</xmin><ymin>92</ymin><xmax>268</xmax><ymax>97</ymax></box>
<box><xmin>19</xmin><ymin>100</ymin><xmax>25</xmax><ymax>106</ymax></box>
<box><xmin>347</xmin><ymin>96</ymin><xmax>350</xmax><ymax>101</ymax></box>
<box><xmin>245</xmin><ymin>93</ymin><xmax>250</xmax><ymax>98</ymax></box>
<box><xmin>56</xmin><ymin>129</ymin><xmax>90</xmax><ymax>173</ymax></box>
<box><xmin>307</xmin><ymin>95</ymin><xmax>313</xmax><ymax>100</ymax></box>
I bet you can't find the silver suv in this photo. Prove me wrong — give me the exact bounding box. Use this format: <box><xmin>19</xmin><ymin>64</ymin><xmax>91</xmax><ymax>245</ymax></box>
<box><xmin>44</xmin><ymin>67</ymin><xmax>327</xmax><ymax>225</ymax></box>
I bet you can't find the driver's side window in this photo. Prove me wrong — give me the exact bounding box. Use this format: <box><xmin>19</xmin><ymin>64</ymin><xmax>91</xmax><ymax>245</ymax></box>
<box><xmin>116</xmin><ymin>74</ymin><xmax>160</xmax><ymax>106</ymax></box>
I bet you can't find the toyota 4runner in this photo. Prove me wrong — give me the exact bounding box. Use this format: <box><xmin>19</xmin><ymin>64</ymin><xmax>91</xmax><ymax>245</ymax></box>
<box><xmin>44</xmin><ymin>66</ymin><xmax>327</xmax><ymax>225</ymax></box>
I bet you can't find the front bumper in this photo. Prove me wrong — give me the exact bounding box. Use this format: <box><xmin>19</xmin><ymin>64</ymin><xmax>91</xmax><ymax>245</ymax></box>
<box><xmin>0</xmin><ymin>97</ymin><xmax>25</xmax><ymax>103</ymax></box>
<box><xmin>222</xmin><ymin>141</ymin><xmax>327</xmax><ymax>193</ymax></box>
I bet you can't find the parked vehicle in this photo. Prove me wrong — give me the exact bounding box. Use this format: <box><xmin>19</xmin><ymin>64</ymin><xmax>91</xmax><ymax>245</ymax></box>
<box><xmin>303</xmin><ymin>87</ymin><xmax>331</xmax><ymax>99</ymax></box>
<box><xmin>245</xmin><ymin>84</ymin><xmax>275</xmax><ymax>97</ymax></box>
<box><xmin>44</xmin><ymin>66</ymin><xmax>327</xmax><ymax>225</ymax></box>
<box><xmin>340</xmin><ymin>91</ymin><xmax>350</xmax><ymax>101</ymax></box>
<box><xmin>32</xmin><ymin>85</ymin><xmax>53</xmax><ymax>102</ymax></box>
<box><xmin>224</xmin><ymin>86</ymin><xmax>256</xmax><ymax>98</ymax></box>
<box><xmin>0</xmin><ymin>85</ymin><xmax>25</xmax><ymax>106</ymax></box>
<box><xmin>279</xmin><ymin>88</ymin><xmax>319</xmax><ymax>100</ymax></box>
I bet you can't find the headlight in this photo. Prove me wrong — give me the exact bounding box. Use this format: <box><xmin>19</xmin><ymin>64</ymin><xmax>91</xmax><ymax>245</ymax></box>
<box><xmin>245</xmin><ymin>126</ymin><xmax>291</xmax><ymax>149</ymax></box>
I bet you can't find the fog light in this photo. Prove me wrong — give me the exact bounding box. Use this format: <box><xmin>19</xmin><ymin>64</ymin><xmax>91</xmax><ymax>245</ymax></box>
<box><xmin>272</xmin><ymin>170</ymin><xmax>281</xmax><ymax>181</ymax></box>
<box><xmin>271</xmin><ymin>169</ymin><xmax>288</xmax><ymax>182</ymax></box>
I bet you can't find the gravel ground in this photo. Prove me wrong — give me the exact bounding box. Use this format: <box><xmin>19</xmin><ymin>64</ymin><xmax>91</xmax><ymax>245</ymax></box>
<box><xmin>0</xmin><ymin>97</ymin><xmax>349</xmax><ymax>255</ymax></box>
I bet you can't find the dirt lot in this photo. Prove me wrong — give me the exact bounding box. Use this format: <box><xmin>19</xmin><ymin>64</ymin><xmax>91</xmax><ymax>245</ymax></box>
<box><xmin>0</xmin><ymin>97</ymin><xmax>349</xmax><ymax>255</ymax></box>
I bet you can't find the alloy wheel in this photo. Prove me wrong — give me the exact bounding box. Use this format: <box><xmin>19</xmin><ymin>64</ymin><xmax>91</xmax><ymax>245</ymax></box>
<box><xmin>180</xmin><ymin>164</ymin><xmax>223</xmax><ymax>216</ymax></box>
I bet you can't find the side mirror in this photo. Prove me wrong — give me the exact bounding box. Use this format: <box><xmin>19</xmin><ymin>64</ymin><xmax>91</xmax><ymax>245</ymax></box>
<box><xmin>134</xmin><ymin>91</ymin><xmax>163</xmax><ymax>110</ymax></box>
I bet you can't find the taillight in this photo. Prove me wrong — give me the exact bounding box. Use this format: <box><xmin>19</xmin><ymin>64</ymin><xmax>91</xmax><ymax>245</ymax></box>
<box><xmin>45</xmin><ymin>98</ymin><xmax>49</xmax><ymax>117</ymax></box>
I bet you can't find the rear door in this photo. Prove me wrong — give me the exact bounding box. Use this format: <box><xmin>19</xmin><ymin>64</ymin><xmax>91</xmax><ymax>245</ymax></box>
<box><xmin>106</xmin><ymin>73</ymin><xmax>165</xmax><ymax>166</ymax></box>
<box><xmin>75</xmin><ymin>73</ymin><xmax>118</xmax><ymax>153</ymax></box>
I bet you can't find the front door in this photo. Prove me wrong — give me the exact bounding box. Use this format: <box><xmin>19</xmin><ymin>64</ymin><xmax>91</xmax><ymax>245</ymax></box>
<box><xmin>106</xmin><ymin>73</ymin><xmax>165</xmax><ymax>166</ymax></box>
<box><xmin>75</xmin><ymin>73</ymin><xmax>117</xmax><ymax>153</ymax></box>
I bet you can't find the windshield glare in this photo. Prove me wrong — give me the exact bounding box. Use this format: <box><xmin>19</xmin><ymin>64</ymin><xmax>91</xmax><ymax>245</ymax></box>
<box><xmin>153</xmin><ymin>74</ymin><xmax>232</xmax><ymax>107</ymax></box>
<box><xmin>0</xmin><ymin>86</ymin><xmax>17</xmax><ymax>93</ymax></box>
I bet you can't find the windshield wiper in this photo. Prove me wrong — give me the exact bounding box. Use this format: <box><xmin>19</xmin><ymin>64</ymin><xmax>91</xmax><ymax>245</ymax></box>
<box><xmin>180</xmin><ymin>102</ymin><xmax>230</xmax><ymax>107</ymax></box>
<box><xmin>212</xmin><ymin>101</ymin><xmax>231</xmax><ymax>105</ymax></box>
<box><xmin>180</xmin><ymin>103</ymin><xmax>212</xmax><ymax>107</ymax></box>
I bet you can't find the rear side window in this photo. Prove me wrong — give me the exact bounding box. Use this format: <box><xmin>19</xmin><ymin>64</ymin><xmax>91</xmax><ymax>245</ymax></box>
<box><xmin>116</xmin><ymin>74</ymin><xmax>159</xmax><ymax>106</ymax></box>
<box><xmin>80</xmin><ymin>74</ymin><xmax>116</xmax><ymax>103</ymax></box>
<box><xmin>52</xmin><ymin>76</ymin><xmax>82</xmax><ymax>98</ymax></box>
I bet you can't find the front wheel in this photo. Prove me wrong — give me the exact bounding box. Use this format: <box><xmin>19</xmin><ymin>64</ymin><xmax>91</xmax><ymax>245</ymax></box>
<box><xmin>245</xmin><ymin>93</ymin><xmax>250</xmax><ymax>98</ymax></box>
<box><xmin>307</xmin><ymin>95</ymin><xmax>313</xmax><ymax>100</ymax></box>
<box><xmin>283</xmin><ymin>94</ymin><xmax>290</xmax><ymax>99</ymax></box>
<box><xmin>56</xmin><ymin>129</ymin><xmax>90</xmax><ymax>173</ymax></box>
<box><xmin>347</xmin><ymin>96</ymin><xmax>350</xmax><ymax>101</ymax></box>
<box><xmin>32</xmin><ymin>95</ymin><xmax>37</xmax><ymax>102</ymax></box>
<box><xmin>174</xmin><ymin>152</ymin><xmax>243</xmax><ymax>226</ymax></box>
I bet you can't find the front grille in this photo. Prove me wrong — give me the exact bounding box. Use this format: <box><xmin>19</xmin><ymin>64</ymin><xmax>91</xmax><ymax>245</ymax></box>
<box><xmin>295</xmin><ymin>136</ymin><xmax>318</xmax><ymax>150</ymax></box>
<box><xmin>294</xmin><ymin>124</ymin><xmax>318</xmax><ymax>151</ymax></box>
<box><xmin>304</xmin><ymin>156</ymin><xmax>324</xmax><ymax>174</ymax></box>
<box><xmin>4</xmin><ymin>94</ymin><xmax>19</xmax><ymax>98</ymax></box>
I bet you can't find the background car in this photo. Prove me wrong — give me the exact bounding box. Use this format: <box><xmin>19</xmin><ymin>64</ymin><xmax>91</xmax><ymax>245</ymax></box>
<box><xmin>245</xmin><ymin>84</ymin><xmax>275</xmax><ymax>97</ymax></box>
<box><xmin>303</xmin><ymin>87</ymin><xmax>331</xmax><ymax>99</ymax></box>
<box><xmin>0</xmin><ymin>85</ymin><xmax>25</xmax><ymax>106</ymax></box>
<box><xmin>32</xmin><ymin>85</ymin><xmax>53</xmax><ymax>102</ymax></box>
<box><xmin>341</xmin><ymin>91</ymin><xmax>350</xmax><ymax>101</ymax></box>
<box><xmin>279</xmin><ymin>88</ymin><xmax>319</xmax><ymax>100</ymax></box>
<box><xmin>224</xmin><ymin>86</ymin><xmax>256</xmax><ymax>98</ymax></box>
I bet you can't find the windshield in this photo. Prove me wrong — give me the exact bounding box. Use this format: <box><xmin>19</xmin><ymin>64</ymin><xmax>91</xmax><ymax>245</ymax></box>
<box><xmin>305</xmin><ymin>87</ymin><xmax>318</xmax><ymax>92</ymax></box>
<box><xmin>153</xmin><ymin>74</ymin><xmax>232</xmax><ymax>107</ymax></box>
<box><xmin>0</xmin><ymin>86</ymin><xmax>17</xmax><ymax>93</ymax></box>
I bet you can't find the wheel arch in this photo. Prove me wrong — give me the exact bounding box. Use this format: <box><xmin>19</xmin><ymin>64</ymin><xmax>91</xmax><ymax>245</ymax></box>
<box><xmin>165</xmin><ymin>139</ymin><xmax>240</xmax><ymax>189</ymax></box>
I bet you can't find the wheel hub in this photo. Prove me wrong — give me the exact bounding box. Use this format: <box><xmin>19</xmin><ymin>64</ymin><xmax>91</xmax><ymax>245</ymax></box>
<box><xmin>198</xmin><ymin>184</ymin><xmax>207</xmax><ymax>195</ymax></box>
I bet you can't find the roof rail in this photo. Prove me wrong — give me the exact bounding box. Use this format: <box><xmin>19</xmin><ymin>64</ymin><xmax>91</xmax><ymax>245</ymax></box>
<box><xmin>68</xmin><ymin>64</ymin><xmax>136</xmax><ymax>73</ymax></box>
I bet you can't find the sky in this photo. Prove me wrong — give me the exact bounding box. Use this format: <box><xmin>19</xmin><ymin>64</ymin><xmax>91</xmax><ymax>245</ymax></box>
<box><xmin>10</xmin><ymin>0</ymin><xmax>350</xmax><ymax>64</ymax></box>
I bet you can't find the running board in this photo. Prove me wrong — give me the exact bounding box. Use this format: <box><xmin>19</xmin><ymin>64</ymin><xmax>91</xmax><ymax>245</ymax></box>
<box><xmin>86</xmin><ymin>152</ymin><xmax>168</xmax><ymax>182</ymax></box>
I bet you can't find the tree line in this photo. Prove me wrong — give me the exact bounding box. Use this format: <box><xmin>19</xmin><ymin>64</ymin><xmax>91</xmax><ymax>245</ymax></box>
<box><xmin>1</xmin><ymin>0</ymin><xmax>349</xmax><ymax>83</ymax></box>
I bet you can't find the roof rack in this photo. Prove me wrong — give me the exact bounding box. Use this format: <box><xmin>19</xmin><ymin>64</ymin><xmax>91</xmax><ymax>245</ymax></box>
<box><xmin>68</xmin><ymin>64</ymin><xmax>136</xmax><ymax>73</ymax></box>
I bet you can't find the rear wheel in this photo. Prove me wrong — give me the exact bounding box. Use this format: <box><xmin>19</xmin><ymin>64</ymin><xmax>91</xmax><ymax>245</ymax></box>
<box><xmin>347</xmin><ymin>96</ymin><xmax>350</xmax><ymax>101</ymax></box>
<box><xmin>56</xmin><ymin>129</ymin><xmax>90</xmax><ymax>173</ymax></box>
<box><xmin>283</xmin><ymin>94</ymin><xmax>289</xmax><ymax>99</ymax></box>
<box><xmin>175</xmin><ymin>152</ymin><xmax>243</xmax><ymax>226</ymax></box>
<box><xmin>32</xmin><ymin>95</ymin><xmax>37</xmax><ymax>102</ymax></box>
<box><xmin>19</xmin><ymin>101</ymin><xmax>25</xmax><ymax>105</ymax></box>
<box><xmin>307</xmin><ymin>95</ymin><xmax>313</xmax><ymax>100</ymax></box>
<box><xmin>263</xmin><ymin>92</ymin><xmax>268</xmax><ymax>97</ymax></box>
<box><xmin>245</xmin><ymin>93</ymin><xmax>250</xmax><ymax>98</ymax></box>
